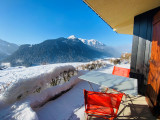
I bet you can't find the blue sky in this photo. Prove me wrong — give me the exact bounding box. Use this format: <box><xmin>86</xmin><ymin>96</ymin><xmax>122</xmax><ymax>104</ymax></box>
<box><xmin>0</xmin><ymin>0</ymin><xmax>133</xmax><ymax>48</ymax></box>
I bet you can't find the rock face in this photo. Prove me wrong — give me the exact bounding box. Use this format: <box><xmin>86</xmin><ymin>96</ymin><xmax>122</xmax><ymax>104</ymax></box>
<box><xmin>0</xmin><ymin>39</ymin><xmax>19</xmax><ymax>61</ymax></box>
<box><xmin>2</xmin><ymin>37</ymin><xmax>112</xmax><ymax>66</ymax></box>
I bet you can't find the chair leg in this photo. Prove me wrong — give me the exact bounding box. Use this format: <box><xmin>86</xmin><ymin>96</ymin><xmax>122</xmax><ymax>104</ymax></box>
<box><xmin>84</xmin><ymin>113</ymin><xmax>88</xmax><ymax>120</ymax></box>
<box><xmin>87</xmin><ymin>115</ymin><xmax>89</xmax><ymax>120</ymax></box>
<box><xmin>105</xmin><ymin>88</ymin><xmax>109</xmax><ymax>93</ymax></box>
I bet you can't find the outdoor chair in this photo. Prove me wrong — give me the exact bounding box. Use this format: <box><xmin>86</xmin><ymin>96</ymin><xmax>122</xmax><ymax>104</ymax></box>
<box><xmin>112</xmin><ymin>66</ymin><xmax>130</xmax><ymax>78</ymax></box>
<box><xmin>103</xmin><ymin>66</ymin><xmax>130</xmax><ymax>93</ymax></box>
<box><xmin>110</xmin><ymin>66</ymin><xmax>130</xmax><ymax>95</ymax></box>
<box><xmin>83</xmin><ymin>89</ymin><xmax>124</xmax><ymax>120</ymax></box>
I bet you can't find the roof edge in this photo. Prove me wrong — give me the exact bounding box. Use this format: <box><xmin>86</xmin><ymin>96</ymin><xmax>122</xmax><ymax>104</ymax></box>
<box><xmin>83</xmin><ymin>0</ymin><xmax>118</xmax><ymax>34</ymax></box>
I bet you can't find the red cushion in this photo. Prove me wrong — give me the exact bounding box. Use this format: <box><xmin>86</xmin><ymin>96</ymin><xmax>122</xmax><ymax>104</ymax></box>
<box><xmin>112</xmin><ymin>66</ymin><xmax>130</xmax><ymax>78</ymax></box>
<box><xmin>86</xmin><ymin>104</ymin><xmax>115</xmax><ymax>117</ymax></box>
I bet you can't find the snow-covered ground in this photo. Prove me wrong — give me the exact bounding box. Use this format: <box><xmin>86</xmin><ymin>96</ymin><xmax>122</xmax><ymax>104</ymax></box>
<box><xmin>0</xmin><ymin>62</ymin><xmax>86</xmax><ymax>88</ymax></box>
<box><xmin>0</xmin><ymin>60</ymin><xmax>130</xmax><ymax>120</ymax></box>
<box><xmin>37</xmin><ymin>63</ymin><xmax>130</xmax><ymax>120</ymax></box>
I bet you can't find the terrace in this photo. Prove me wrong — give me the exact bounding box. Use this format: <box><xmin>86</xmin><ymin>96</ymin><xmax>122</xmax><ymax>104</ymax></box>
<box><xmin>36</xmin><ymin>63</ymin><xmax>156</xmax><ymax>120</ymax></box>
<box><xmin>80</xmin><ymin>0</ymin><xmax>160</xmax><ymax>119</ymax></box>
<box><xmin>0</xmin><ymin>58</ymin><xmax>157</xmax><ymax>120</ymax></box>
<box><xmin>0</xmin><ymin>1</ymin><xmax>160</xmax><ymax>120</ymax></box>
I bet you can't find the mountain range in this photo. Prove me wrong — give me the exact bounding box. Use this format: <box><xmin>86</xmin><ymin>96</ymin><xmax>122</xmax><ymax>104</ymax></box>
<box><xmin>68</xmin><ymin>35</ymin><xmax>120</xmax><ymax>57</ymax></box>
<box><xmin>1</xmin><ymin>36</ymin><xmax>120</xmax><ymax>67</ymax></box>
<box><xmin>68</xmin><ymin>35</ymin><xmax>105</xmax><ymax>49</ymax></box>
<box><xmin>0</xmin><ymin>39</ymin><xmax>19</xmax><ymax>61</ymax></box>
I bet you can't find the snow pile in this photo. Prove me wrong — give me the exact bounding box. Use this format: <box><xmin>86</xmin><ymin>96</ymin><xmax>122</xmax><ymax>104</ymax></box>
<box><xmin>0</xmin><ymin>64</ymin><xmax>76</xmax><ymax>107</ymax></box>
<box><xmin>37</xmin><ymin>80</ymin><xmax>100</xmax><ymax>120</ymax></box>
<box><xmin>0</xmin><ymin>62</ymin><xmax>87</xmax><ymax>92</ymax></box>
<box><xmin>29</xmin><ymin>71</ymin><xmax>86</xmax><ymax>109</ymax></box>
<box><xmin>0</xmin><ymin>69</ymin><xmax>87</xmax><ymax>120</ymax></box>
<box><xmin>0</xmin><ymin>102</ymin><xmax>38</xmax><ymax>120</ymax></box>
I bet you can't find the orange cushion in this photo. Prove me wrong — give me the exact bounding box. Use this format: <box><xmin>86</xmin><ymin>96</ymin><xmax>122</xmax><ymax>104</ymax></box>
<box><xmin>112</xmin><ymin>66</ymin><xmax>130</xmax><ymax>78</ymax></box>
<box><xmin>86</xmin><ymin>104</ymin><xmax>115</xmax><ymax>117</ymax></box>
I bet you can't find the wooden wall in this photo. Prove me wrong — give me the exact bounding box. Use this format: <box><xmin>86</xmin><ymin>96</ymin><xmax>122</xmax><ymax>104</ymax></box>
<box><xmin>130</xmin><ymin>7</ymin><xmax>160</xmax><ymax>95</ymax></box>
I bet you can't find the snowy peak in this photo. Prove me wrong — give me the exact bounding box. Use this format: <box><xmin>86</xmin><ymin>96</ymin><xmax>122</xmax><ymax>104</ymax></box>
<box><xmin>86</xmin><ymin>39</ymin><xmax>104</xmax><ymax>47</ymax></box>
<box><xmin>67</xmin><ymin>35</ymin><xmax>120</xmax><ymax>57</ymax></box>
<box><xmin>78</xmin><ymin>38</ymin><xmax>105</xmax><ymax>49</ymax></box>
<box><xmin>78</xmin><ymin>38</ymin><xmax>87</xmax><ymax>44</ymax></box>
<box><xmin>67</xmin><ymin>35</ymin><xmax>105</xmax><ymax>49</ymax></box>
<box><xmin>68</xmin><ymin>35</ymin><xmax>76</xmax><ymax>39</ymax></box>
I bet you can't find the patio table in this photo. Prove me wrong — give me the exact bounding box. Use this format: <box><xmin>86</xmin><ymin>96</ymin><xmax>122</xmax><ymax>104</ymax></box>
<box><xmin>79</xmin><ymin>71</ymin><xmax>138</xmax><ymax>96</ymax></box>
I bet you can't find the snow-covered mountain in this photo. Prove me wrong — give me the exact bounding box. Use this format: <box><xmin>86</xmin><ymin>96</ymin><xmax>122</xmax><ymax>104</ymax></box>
<box><xmin>0</xmin><ymin>39</ymin><xmax>19</xmax><ymax>61</ymax></box>
<box><xmin>68</xmin><ymin>35</ymin><xmax>105</xmax><ymax>49</ymax></box>
<box><xmin>2</xmin><ymin>37</ymin><xmax>112</xmax><ymax>67</ymax></box>
<box><xmin>68</xmin><ymin>35</ymin><xmax>120</xmax><ymax>57</ymax></box>
<box><xmin>1</xmin><ymin>36</ymin><xmax>120</xmax><ymax>67</ymax></box>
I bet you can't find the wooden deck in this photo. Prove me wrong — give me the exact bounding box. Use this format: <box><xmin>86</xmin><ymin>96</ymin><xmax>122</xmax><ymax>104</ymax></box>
<box><xmin>116</xmin><ymin>95</ymin><xmax>156</xmax><ymax>120</ymax></box>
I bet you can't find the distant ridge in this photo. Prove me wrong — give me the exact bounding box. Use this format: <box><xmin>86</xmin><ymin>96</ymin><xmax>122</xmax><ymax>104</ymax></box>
<box><xmin>1</xmin><ymin>36</ymin><xmax>120</xmax><ymax>67</ymax></box>
<box><xmin>0</xmin><ymin>39</ymin><xmax>19</xmax><ymax>61</ymax></box>
<box><xmin>2</xmin><ymin>37</ymin><xmax>113</xmax><ymax>66</ymax></box>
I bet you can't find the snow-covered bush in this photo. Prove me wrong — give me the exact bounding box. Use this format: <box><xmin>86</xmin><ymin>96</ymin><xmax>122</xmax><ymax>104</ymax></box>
<box><xmin>0</xmin><ymin>65</ymin><xmax>77</xmax><ymax>106</ymax></box>
<box><xmin>120</xmin><ymin>53</ymin><xmax>131</xmax><ymax>63</ymax></box>
<box><xmin>0</xmin><ymin>70</ymin><xmax>86</xmax><ymax>120</ymax></box>
<box><xmin>109</xmin><ymin>53</ymin><xmax>131</xmax><ymax>65</ymax></box>
<box><xmin>110</xmin><ymin>58</ymin><xmax>121</xmax><ymax>65</ymax></box>
<box><xmin>77</xmin><ymin>60</ymin><xmax>106</xmax><ymax>70</ymax></box>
